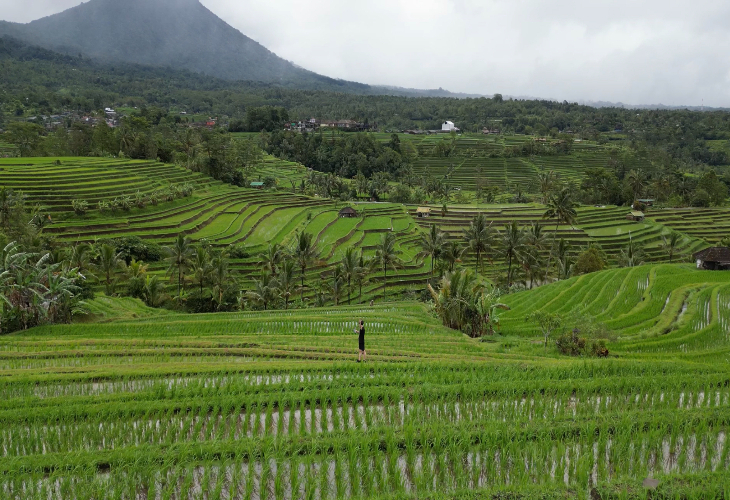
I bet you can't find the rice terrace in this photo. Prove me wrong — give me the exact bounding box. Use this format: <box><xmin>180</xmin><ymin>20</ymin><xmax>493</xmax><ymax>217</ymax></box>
<box><xmin>2</xmin><ymin>1</ymin><xmax>730</xmax><ymax>499</ymax></box>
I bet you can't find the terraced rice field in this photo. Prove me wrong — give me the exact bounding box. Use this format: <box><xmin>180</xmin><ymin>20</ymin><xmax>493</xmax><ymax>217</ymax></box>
<box><xmin>501</xmin><ymin>264</ymin><xmax>730</xmax><ymax>360</ymax></box>
<box><xmin>0</xmin><ymin>140</ymin><xmax>17</xmax><ymax>157</ymax></box>
<box><xmin>412</xmin><ymin>204</ymin><xmax>709</xmax><ymax>273</ymax></box>
<box><xmin>2</xmin><ymin>273</ymin><xmax>730</xmax><ymax>499</ymax></box>
<box><xmin>0</xmin><ymin>157</ymin><xmax>430</xmax><ymax>302</ymax></box>
<box><xmin>400</xmin><ymin>134</ymin><xmax>654</xmax><ymax>193</ymax></box>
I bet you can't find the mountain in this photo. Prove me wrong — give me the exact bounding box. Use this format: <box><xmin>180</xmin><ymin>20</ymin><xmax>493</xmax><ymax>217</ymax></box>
<box><xmin>0</xmin><ymin>0</ymin><xmax>369</xmax><ymax>91</ymax></box>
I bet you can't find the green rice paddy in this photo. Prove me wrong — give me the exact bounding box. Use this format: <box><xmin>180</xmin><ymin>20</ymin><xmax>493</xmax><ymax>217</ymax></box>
<box><xmin>2</xmin><ymin>263</ymin><xmax>730</xmax><ymax>498</ymax></box>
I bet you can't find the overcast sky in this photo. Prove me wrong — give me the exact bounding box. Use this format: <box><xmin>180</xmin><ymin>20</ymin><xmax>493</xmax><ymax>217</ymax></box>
<box><xmin>4</xmin><ymin>0</ymin><xmax>730</xmax><ymax>107</ymax></box>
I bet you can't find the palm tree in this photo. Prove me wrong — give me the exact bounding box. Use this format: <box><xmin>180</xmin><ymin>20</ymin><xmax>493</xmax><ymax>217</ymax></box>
<box><xmin>259</xmin><ymin>243</ymin><xmax>286</xmax><ymax>274</ymax></box>
<box><xmin>620</xmin><ymin>235</ymin><xmax>645</xmax><ymax>268</ymax></box>
<box><xmin>190</xmin><ymin>245</ymin><xmax>212</xmax><ymax>298</ymax></box>
<box><xmin>340</xmin><ymin>248</ymin><xmax>360</xmax><ymax>305</ymax></box>
<box><xmin>96</xmin><ymin>244</ymin><xmax>125</xmax><ymax>295</ymax></box>
<box><xmin>246</xmin><ymin>271</ymin><xmax>280</xmax><ymax>311</ymax></box>
<box><xmin>67</xmin><ymin>243</ymin><xmax>92</xmax><ymax>275</ymax></box>
<box><xmin>498</xmin><ymin>221</ymin><xmax>527</xmax><ymax>286</ymax></box>
<box><xmin>143</xmin><ymin>275</ymin><xmax>166</xmax><ymax>308</ymax></box>
<box><xmin>292</xmin><ymin>231</ymin><xmax>318</xmax><ymax>303</ymax></box>
<box><xmin>375</xmin><ymin>232</ymin><xmax>402</xmax><ymax>302</ymax></box>
<box><xmin>126</xmin><ymin>259</ymin><xmax>148</xmax><ymax>299</ymax></box>
<box><xmin>210</xmin><ymin>252</ymin><xmax>231</xmax><ymax>311</ymax></box>
<box><xmin>355</xmin><ymin>253</ymin><xmax>373</xmax><ymax>304</ymax></box>
<box><xmin>463</xmin><ymin>213</ymin><xmax>494</xmax><ymax>275</ymax></box>
<box><xmin>331</xmin><ymin>264</ymin><xmax>346</xmax><ymax>306</ymax></box>
<box><xmin>420</xmin><ymin>224</ymin><xmax>446</xmax><ymax>277</ymax></box>
<box><xmin>554</xmin><ymin>238</ymin><xmax>574</xmax><ymax>280</ymax></box>
<box><xmin>543</xmin><ymin>187</ymin><xmax>578</xmax><ymax>280</ymax></box>
<box><xmin>277</xmin><ymin>260</ymin><xmax>298</xmax><ymax>310</ymax></box>
<box><xmin>524</xmin><ymin>222</ymin><xmax>548</xmax><ymax>288</ymax></box>
<box><xmin>164</xmin><ymin>234</ymin><xmax>193</xmax><ymax>299</ymax></box>
<box><xmin>662</xmin><ymin>231</ymin><xmax>683</xmax><ymax>264</ymax></box>
<box><xmin>626</xmin><ymin>169</ymin><xmax>646</xmax><ymax>202</ymax></box>
<box><xmin>441</xmin><ymin>240</ymin><xmax>465</xmax><ymax>273</ymax></box>
<box><xmin>537</xmin><ymin>170</ymin><xmax>557</xmax><ymax>204</ymax></box>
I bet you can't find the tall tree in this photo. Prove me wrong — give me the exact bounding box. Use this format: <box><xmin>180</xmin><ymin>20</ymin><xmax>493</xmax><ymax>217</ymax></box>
<box><xmin>537</xmin><ymin>170</ymin><xmax>557</xmax><ymax>204</ymax></box>
<box><xmin>355</xmin><ymin>252</ymin><xmax>373</xmax><ymax>304</ymax></box>
<box><xmin>246</xmin><ymin>271</ymin><xmax>279</xmax><ymax>311</ymax></box>
<box><xmin>292</xmin><ymin>231</ymin><xmax>318</xmax><ymax>303</ymax></box>
<box><xmin>375</xmin><ymin>232</ymin><xmax>402</xmax><ymax>302</ymax></box>
<box><xmin>420</xmin><ymin>224</ymin><xmax>446</xmax><ymax>277</ymax></box>
<box><xmin>543</xmin><ymin>187</ymin><xmax>578</xmax><ymax>280</ymax></box>
<box><xmin>330</xmin><ymin>264</ymin><xmax>346</xmax><ymax>306</ymax></box>
<box><xmin>524</xmin><ymin>222</ymin><xmax>548</xmax><ymax>288</ymax></box>
<box><xmin>463</xmin><ymin>213</ymin><xmax>494</xmax><ymax>275</ymax></box>
<box><xmin>164</xmin><ymin>234</ymin><xmax>193</xmax><ymax>298</ymax></box>
<box><xmin>210</xmin><ymin>251</ymin><xmax>231</xmax><ymax>311</ymax></box>
<box><xmin>96</xmin><ymin>244</ymin><xmax>125</xmax><ymax>295</ymax></box>
<box><xmin>441</xmin><ymin>241</ymin><xmax>465</xmax><ymax>273</ymax></box>
<box><xmin>662</xmin><ymin>232</ymin><xmax>683</xmax><ymax>264</ymax></box>
<box><xmin>499</xmin><ymin>221</ymin><xmax>527</xmax><ymax>286</ymax></box>
<box><xmin>277</xmin><ymin>260</ymin><xmax>298</xmax><ymax>310</ymax></box>
<box><xmin>259</xmin><ymin>243</ymin><xmax>286</xmax><ymax>274</ymax></box>
<box><xmin>340</xmin><ymin>247</ymin><xmax>360</xmax><ymax>305</ymax></box>
<box><xmin>190</xmin><ymin>245</ymin><xmax>212</xmax><ymax>298</ymax></box>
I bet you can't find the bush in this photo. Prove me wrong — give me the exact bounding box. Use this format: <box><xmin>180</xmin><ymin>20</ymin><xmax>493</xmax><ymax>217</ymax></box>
<box><xmin>590</xmin><ymin>340</ymin><xmax>610</xmax><ymax>357</ymax></box>
<box><xmin>228</xmin><ymin>244</ymin><xmax>250</xmax><ymax>259</ymax></box>
<box><xmin>71</xmin><ymin>199</ymin><xmax>89</xmax><ymax>216</ymax></box>
<box><xmin>102</xmin><ymin>236</ymin><xmax>162</xmax><ymax>264</ymax></box>
<box><xmin>556</xmin><ymin>329</ymin><xmax>586</xmax><ymax>356</ymax></box>
<box><xmin>574</xmin><ymin>247</ymin><xmax>606</xmax><ymax>275</ymax></box>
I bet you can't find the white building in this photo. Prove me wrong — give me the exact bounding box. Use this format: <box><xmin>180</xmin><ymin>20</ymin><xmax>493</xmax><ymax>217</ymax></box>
<box><xmin>442</xmin><ymin>121</ymin><xmax>458</xmax><ymax>132</ymax></box>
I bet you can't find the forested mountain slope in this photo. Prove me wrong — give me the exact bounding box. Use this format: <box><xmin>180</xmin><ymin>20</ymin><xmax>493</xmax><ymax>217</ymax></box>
<box><xmin>0</xmin><ymin>0</ymin><xmax>366</xmax><ymax>91</ymax></box>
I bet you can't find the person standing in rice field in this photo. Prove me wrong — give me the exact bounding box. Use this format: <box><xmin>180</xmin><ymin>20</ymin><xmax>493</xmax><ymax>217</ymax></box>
<box><xmin>356</xmin><ymin>319</ymin><xmax>366</xmax><ymax>362</ymax></box>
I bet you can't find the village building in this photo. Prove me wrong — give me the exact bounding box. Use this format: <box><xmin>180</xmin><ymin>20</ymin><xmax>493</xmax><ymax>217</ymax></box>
<box><xmin>693</xmin><ymin>247</ymin><xmax>730</xmax><ymax>270</ymax></box>
<box><xmin>442</xmin><ymin>121</ymin><xmax>459</xmax><ymax>132</ymax></box>
<box><xmin>338</xmin><ymin>207</ymin><xmax>358</xmax><ymax>218</ymax></box>
<box><xmin>626</xmin><ymin>211</ymin><xmax>645</xmax><ymax>222</ymax></box>
<box><xmin>416</xmin><ymin>207</ymin><xmax>431</xmax><ymax>218</ymax></box>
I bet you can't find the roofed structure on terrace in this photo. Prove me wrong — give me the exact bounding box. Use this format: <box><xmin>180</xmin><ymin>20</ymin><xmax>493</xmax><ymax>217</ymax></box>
<box><xmin>626</xmin><ymin>211</ymin><xmax>645</xmax><ymax>222</ymax></box>
<box><xmin>416</xmin><ymin>207</ymin><xmax>431</xmax><ymax>218</ymax></box>
<box><xmin>339</xmin><ymin>207</ymin><xmax>358</xmax><ymax>218</ymax></box>
<box><xmin>693</xmin><ymin>247</ymin><xmax>730</xmax><ymax>270</ymax></box>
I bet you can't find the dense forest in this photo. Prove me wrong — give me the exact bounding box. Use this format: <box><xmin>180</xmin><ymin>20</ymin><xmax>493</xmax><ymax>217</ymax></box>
<box><xmin>2</xmin><ymin>36</ymin><xmax>730</xmax><ymax>162</ymax></box>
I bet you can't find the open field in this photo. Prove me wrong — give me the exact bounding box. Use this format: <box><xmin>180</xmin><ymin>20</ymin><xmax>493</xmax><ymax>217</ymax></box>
<box><xmin>2</xmin><ymin>270</ymin><xmax>730</xmax><ymax>499</ymax></box>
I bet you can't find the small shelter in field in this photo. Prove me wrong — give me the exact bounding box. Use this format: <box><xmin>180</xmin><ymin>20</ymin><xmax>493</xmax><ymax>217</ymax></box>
<box><xmin>339</xmin><ymin>207</ymin><xmax>358</xmax><ymax>218</ymax></box>
<box><xmin>416</xmin><ymin>207</ymin><xmax>431</xmax><ymax>218</ymax></box>
<box><xmin>250</xmin><ymin>182</ymin><xmax>265</xmax><ymax>189</ymax></box>
<box><xmin>693</xmin><ymin>247</ymin><xmax>730</xmax><ymax>270</ymax></box>
<box><xmin>626</xmin><ymin>211</ymin><xmax>645</xmax><ymax>222</ymax></box>
<box><xmin>637</xmin><ymin>199</ymin><xmax>655</xmax><ymax>207</ymax></box>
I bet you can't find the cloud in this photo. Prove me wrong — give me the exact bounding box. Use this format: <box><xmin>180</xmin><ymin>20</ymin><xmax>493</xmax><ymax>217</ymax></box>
<box><xmin>4</xmin><ymin>0</ymin><xmax>730</xmax><ymax>106</ymax></box>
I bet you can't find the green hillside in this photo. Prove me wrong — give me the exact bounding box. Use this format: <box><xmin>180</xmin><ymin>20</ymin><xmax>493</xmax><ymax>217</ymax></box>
<box><xmin>500</xmin><ymin>264</ymin><xmax>730</xmax><ymax>360</ymax></box>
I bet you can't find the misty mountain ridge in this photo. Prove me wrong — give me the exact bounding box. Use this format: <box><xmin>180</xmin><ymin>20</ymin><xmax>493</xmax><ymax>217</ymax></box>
<box><xmin>0</xmin><ymin>0</ymin><xmax>474</xmax><ymax>98</ymax></box>
<box><xmin>0</xmin><ymin>0</ymin><xmax>719</xmax><ymax>109</ymax></box>
<box><xmin>0</xmin><ymin>0</ymin><xmax>370</xmax><ymax>91</ymax></box>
